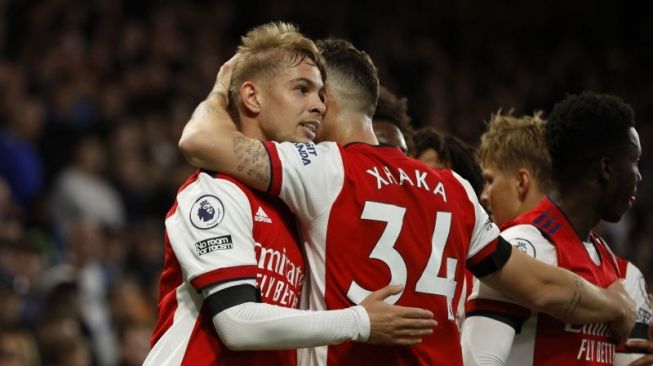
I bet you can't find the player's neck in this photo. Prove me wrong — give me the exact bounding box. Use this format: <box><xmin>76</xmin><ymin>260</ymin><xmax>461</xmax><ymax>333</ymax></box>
<box><xmin>334</xmin><ymin>112</ymin><xmax>379</xmax><ymax>146</ymax></box>
<box><xmin>547</xmin><ymin>187</ymin><xmax>601</xmax><ymax>241</ymax></box>
<box><xmin>239</xmin><ymin>116</ymin><xmax>266</xmax><ymax>140</ymax></box>
<box><xmin>521</xmin><ymin>189</ymin><xmax>544</xmax><ymax>215</ymax></box>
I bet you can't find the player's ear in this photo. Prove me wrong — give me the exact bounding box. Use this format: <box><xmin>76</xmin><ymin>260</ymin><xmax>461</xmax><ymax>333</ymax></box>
<box><xmin>598</xmin><ymin>156</ymin><xmax>611</xmax><ymax>183</ymax></box>
<box><xmin>240</xmin><ymin>81</ymin><xmax>261</xmax><ymax>114</ymax></box>
<box><xmin>516</xmin><ymin>168</ymin><xmax>531</xmax><ymax>201</ymax></box>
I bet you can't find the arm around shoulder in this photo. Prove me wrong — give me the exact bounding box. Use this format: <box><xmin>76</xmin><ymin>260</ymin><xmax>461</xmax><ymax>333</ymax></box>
<box><xmin>480</xmin><ymin>247</ymin><xmax>635</xmax><ymax>341</ymax></box>
<box><xmin>213</xmin><ymin>302</ymin><xmax>370</xmax><ymax>351</ymax></box>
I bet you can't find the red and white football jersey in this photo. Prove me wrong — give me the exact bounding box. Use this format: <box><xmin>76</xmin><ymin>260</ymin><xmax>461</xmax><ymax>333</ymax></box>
<box><xmin>467</xmin><ymin>196</ymin><xmax>622</xmax><ymax>366</ymax></box>
<box><xmin>264</xmin><ymin>141</ymin><xmax>500</xmax><ymax>366</ymax></box>
<box><xmin>614</xmin><ymin>255</ymin><xmax>652</xmax><ymax>365</ymax></box>
<box><xmin>145</xmin><ymin>170</ymin><xmax>305</xmax><ymax>366</ymax></box>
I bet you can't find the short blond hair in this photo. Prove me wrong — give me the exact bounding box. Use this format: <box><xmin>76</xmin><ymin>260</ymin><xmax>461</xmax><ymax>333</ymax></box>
<box><xmin>477</xmin><ymin>110</ymin><xmax>552</xmax><ymax>190</ymax></box>
<box><xmin>229</xmin><ymin>22</ymin><xmax>326</xmax><ymax>111</ymax></box>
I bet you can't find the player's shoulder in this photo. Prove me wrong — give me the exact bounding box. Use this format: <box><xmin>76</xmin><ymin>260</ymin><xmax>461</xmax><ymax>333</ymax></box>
<box><xmin>274</xmin><ymin>140</ymin><xmax>342</xmax><ymax>167</ymax></box>
<box><xmin>501</xmin><ymin>224</ymin><xmax>554</xmax><ymax>261</ymax></box>
<box><xmin>618</xmin><ymin>256</ymin><xmax>645</xmax><ymax>280</ymax></box>
<box><xmin>176</xmin><ymin>170</ymin><xmax>257</xmax><ymax>209</ymax></box>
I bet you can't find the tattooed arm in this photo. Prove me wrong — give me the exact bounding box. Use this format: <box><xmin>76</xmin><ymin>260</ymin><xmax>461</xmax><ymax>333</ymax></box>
<box><xmin>479</xmin><ymin>247</ymin><xmax>636</xmax><ymax>342</ymax></box>
<box><xmin>179</xmin><ymin>56</ymin><xmax>271</xmax><ymax>191</ymax></box>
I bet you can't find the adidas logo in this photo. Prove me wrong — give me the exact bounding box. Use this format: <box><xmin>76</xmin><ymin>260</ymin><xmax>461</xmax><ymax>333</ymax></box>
<box><xmin>255</xmin><ymin>207</ymin><xmax>272</xmax><ymax>223</ymax></box>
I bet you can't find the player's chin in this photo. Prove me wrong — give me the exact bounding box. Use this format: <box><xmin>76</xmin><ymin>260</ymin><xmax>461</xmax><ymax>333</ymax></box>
<box><xmin>604</xmin><ymin>205</ymin><xmax>629</xmax><ymax>223</ymax></box>
<box><xmin>295</xmin><ymin>131</ymin><xmax>315</xmax><ymax>143</ymax></box>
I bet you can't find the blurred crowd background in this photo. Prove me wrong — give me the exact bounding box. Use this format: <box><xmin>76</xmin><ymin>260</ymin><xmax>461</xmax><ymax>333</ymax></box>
<box><xmin>0</xmin><ymin>0</ymin><xmax>651</xmax><ymax>365</ymax></box>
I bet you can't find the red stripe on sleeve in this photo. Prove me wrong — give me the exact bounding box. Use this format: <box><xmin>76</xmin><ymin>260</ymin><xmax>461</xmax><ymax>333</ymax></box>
<box><xmin>467</xmin><ymin>238</ymin><xmax>498</xmax><ymax>267</ymax></box>
<box><xmin>263</xmin><ymin>141</ymin><xmax>283</xmax><ymax>196</ymax></box>
<box><xmin>190</xmin><ymin>265</ymin><xmax>258</xmax><ymax>291</ymax></box>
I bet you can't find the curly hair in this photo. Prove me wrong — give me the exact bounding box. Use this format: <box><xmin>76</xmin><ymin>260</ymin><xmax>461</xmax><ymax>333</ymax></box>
<box><xmin>546</xmin><ymin>92</ymin><xmax>635</xmax><ymax>186</ymax></box>
<box><xmin>414</xmin><ymin>127</ymin><xmax>445</xmax><ymax>160</ymax></box>
<box><xmin>316</xmin><ymin>38</ymin><xmax>379</xmax><ymax>117</ymax></box>
<box><xmin>373</xmin><ymin>86</ymin><xmax>415</xmax><ymax>153</ymax></box>
<box><xmin>477</xmin><ymin>110</ymin><xmax>552</xmax><ymax>191</ymax></box>
<box><xmin>414</xmin><ymin>127</ymin><xmax>483</xmax><ymax>196</ymax></box>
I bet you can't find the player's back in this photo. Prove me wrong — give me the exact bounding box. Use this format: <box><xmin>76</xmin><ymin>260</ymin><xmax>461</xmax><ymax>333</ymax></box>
<box><xmin>316</xmin><ymin>144</ymin><xmax>497</xmax><ymax>366</ymax></box>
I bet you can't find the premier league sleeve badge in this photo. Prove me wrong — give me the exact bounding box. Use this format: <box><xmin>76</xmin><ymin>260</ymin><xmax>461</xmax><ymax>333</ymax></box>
<box><xmin>189</xmin><ymin>194</ymin><xmax>225</xmax><ymax>230</ymax></box>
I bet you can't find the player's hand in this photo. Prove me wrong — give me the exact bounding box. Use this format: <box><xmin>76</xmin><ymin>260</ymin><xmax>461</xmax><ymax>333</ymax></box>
<box><xmin>607</xmin><ymin>280</ymin><xmax>636</xmax><ymax>344</ymax></box>
<box><xmin>624</xmin><ymin>322</ymin><xmax>653</xmax><ymax>366</ymax></box>
<box><xmin>209</xmin><ymin>53</ymin><xmax>240</xmax><ymax>105</ymax></box>
<box><xmin>361</xmin><ymin>285</ymin><xmax>437</xmax><ymax>346</ymax></box>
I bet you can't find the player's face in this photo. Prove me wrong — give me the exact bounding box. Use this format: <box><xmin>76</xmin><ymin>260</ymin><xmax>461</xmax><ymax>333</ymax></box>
<box><xmin>373</xmin><ymin>121</ymin><xmax>408</xmax><ymax>154</ymax></box>
<box><xmin>480</xmin><ymin>162</ymin><xmax>522</xmax><ymax>225</ymax></box>
<box><xmin>258</xmin><ymin>59</ymin><xmax>325</xmax><ymax>143</ymax></box>
<box><xmin>314</xmin><ymin>87</ymin><xmax>340</xmax><ymax>143</ymax></box>
<box><xmin>417</xmin><ymin>148</ymin><xmax>448</xmax><ymax>169</ymax></box>
<box><xmin>600</xmin><ymin>127</ymin><xmax>642</xmax><ymax>222</ymax></box>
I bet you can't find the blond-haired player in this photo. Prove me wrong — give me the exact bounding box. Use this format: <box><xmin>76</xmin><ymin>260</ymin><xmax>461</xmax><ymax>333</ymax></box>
<box><xmin>145</xmin><ymin>22</ymin><xmax>434</xmax><ymax>366</ymax></box>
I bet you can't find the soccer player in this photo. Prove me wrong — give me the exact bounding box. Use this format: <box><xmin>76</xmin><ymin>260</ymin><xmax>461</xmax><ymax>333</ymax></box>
<box><xmin>179</xmin><ymin>41</ymin><xmax>635</xmax><ymax>365</ymax></box>
<box><xmin>372</xmin><ymin>86</ymin><xmax>414</xmax><ymax>155</ymax></box>
<box><xmin>413</xmin><ymin>127</ymin><xmax>484</xmax><ymax>196</ymax></box>
<box><xmin>145</xmin><ymin>23</ymin><xmax>435</xmax><ymax>366</ymax></box>
<box><xmin>463</xmin><ymin>96</ymin><xmax>649</xmax><ymax>365</ymax></box>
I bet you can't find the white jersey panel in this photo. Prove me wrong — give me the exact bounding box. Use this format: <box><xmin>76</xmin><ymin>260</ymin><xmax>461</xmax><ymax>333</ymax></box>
<box><xmin>624</xmin><ymin>261</ymin><xmax>652</xmax><ymax>325</ymax></box>
<box><xmin>272</xmin><ymin>141</ymin><xmax>345</xmax><ymax>222</ymax></box>
<box><xmin>167</xmin><ymin>172</ymin><xmax>257</xmax><ymax>286</ymax></box>
<box><xmin>451</xmin><ymin>172</ymin><xmax>500</xmax><ymax>259</ymax></box>
<box><xmin>469</xmin><ymin>224</ymin><xmax>556</xmax><ymax>303</ymax></box>
<box><xmin>143</xmin><ymin>283</ymin><xmax>203</xmax><ymax>366</ymax></box>
<box><xmin>465</xmin><ymin>224</ymin><xmax>556</xmax><ymax>366</ymax></box>
<box><xmin>505</xmin><ymin>315</ymin><xmax>537</xmax><ymax>366</ymax></box>
<box><xmin>271</xmin><ymin>141</ymin><xmax>346</xmax><ymax>366</ymax></box>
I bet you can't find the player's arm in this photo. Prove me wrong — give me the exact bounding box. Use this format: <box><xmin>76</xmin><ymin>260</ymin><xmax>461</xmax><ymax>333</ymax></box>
<box><xmin>178</xmin><ymin>55</ymin><xmax>270</xmax><ymax>192</ymax></box>
<box><xmin>171</xmin><ymin>174</ymin><xmax>436</xmax><ymax>350</ymax></box>
<box><xmin>208</xmin><ymin>284</ymin><xmax>437</xmax><ymax>351</ymax></box>
<box><xmin>459</xmin><ymin>184</ymin><xmax>636</xmax><ymax>343</ymax></box>
<box><xmin>461</xmin><ymin>315</ymin><xmax>515</xmax><ymax>366</ymax></box>
<box><xmin>478</xmin><ymin>244</ymin><xmax>635</xmax><ymax>342</ymax></box>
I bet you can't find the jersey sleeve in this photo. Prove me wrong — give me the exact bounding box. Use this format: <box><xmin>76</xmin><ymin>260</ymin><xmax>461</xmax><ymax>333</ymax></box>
<box><xmin>466</xmin><ymin>224</ymin><xmax>556</xmax><ymax>330</ymax></box>
<box><xmin>212</xmin><ymin>303</ymin><xmax>369</xmax><ymax>350</ymax></box>
<box><xmin>450</xmin><ymin>172</ymin><xmax>500</xmax><ymax>263</ymax></box>
<box><xmin>263</xmin><ymin>141</ymin><xmax>345</xmax><ymax>221</ymax></box>
<box><xmin>165</xmin><ymin>172</ymin><xmax>258</xmax><ymax>291</ymax></box>
<box><xmin>461</xmin><ymin>315</ymin><xmax>516</xmax><ymax>366</ymax></box>
<box><xmin>622</xmin><ymin>261</ymin><xmax>652</xmax><ymax>341</ymax></box>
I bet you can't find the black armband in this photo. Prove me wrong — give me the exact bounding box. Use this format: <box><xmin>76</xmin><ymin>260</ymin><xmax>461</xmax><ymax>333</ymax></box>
<box><xmin>469</xmin><ymin>236</ymin><xmax>512</xmax><ymax>278</ymax></box>
<box><xmin>205</xmin><ymin>284</ymin><xmax>262</xmax><ymax>318</ymax></box>
<box><xmin>630</xmin><ymin>322</ymin><xmax>651</xmax><ymax>340</ymax></box>
<box><xmin>466</xmin><ymin>311</ymin><xmax>526</xmax><ymax>334</ymax></box>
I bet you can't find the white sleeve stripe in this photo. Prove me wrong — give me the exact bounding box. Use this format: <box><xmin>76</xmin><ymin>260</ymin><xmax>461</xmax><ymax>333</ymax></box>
<box><xmin>274</xmin><ymin>141</ymin><xmax>345</xmax><ymax>222</ymax></box>
<box><xmin>451</xmin><ymin>171</ymin><xmax>500</xmax><ymax>259</ymax></box>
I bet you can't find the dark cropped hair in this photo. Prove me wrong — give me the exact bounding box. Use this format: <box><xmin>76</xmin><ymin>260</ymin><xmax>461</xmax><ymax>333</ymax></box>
<box><xmin>546</xmin><ymin>92</ymin><xmax>635</xmax><ymax>186</ymax></box>
<box><xmin>374</xmin><ymin>86</ymin><xmax>415</xmax><ymax>153</ymax></box>
<box><xmin>316</xmin><ymin>38</ymin><xmax>379</xmax><ymax>117</ymax></box>
<box><xmin>414</xmin><ymin>127</ymin><xmax>483</xmax><ymax>196</ymax></box>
